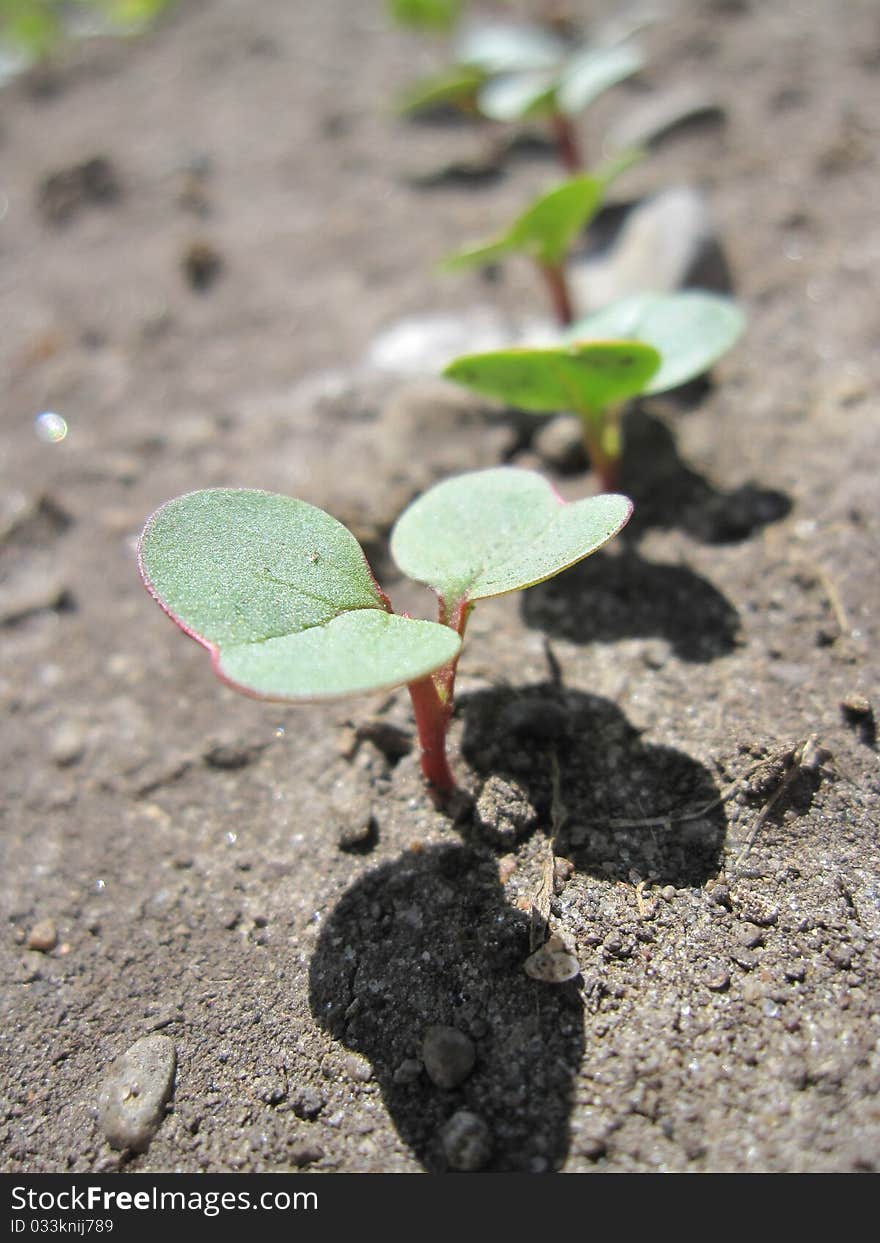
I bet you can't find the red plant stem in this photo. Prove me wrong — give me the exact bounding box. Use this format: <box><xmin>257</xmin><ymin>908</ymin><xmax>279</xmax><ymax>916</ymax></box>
<box><xmin>408</xmin><ymin>674</ymin><xmax>456</xmax><ymax>793</ymax></box>
<box><xmin>549</xmin><ymin>112</ymin><xmax>583</xmax><ymax>173</ymax></box>
<box><xmin>539</xmin><ymin>261</ymin><xmax>575</xmax><ymax>327</ymax></box>
<box><xmin>406</xmin><ymin>596</ymin><xmax>471</xmax><ymax>794</ymax></box>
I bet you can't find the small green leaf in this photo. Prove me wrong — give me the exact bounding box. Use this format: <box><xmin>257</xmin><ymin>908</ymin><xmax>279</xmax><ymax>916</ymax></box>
<box><xmin>139</xmin><ymin>489</ymin><xmax>460</xmax><ymax>699</ymax></box>
<box><xmin>397</xmin><ymin>64</ymin><xmax>485</xmax><ymax>115</ymax></box>
<box><xmin>387</xmin><ymin>0</ymin><xmax>462</xmax><ymax>32</ymax></box>
<box><xmin>567</xmin><ymin>291</ymin><xmax>746</xmax><ymax>394</ymax></box>
<box><xmin>441</xmin><ymin>234</ymin><xmax>518</xmax><ymax>273</ymax></box>
<box><xmin>443</xmin><ymin>340</ymin><xmax>661</xmax><ymax>415</ymax></box>
<box><xmin>507</xmin><ymin>175</ymin><xmax>603</xmax><ymax>265</ymax></box>
<box><xmin>391</xmin><ymin>467</ymin><xmax>632</xmax><ymax>608</ymax></box>
<box><xmin>477</xmin><ymin>69</ymin><xmax>557</xmax><ymax>121</ymax></box>
<box><xmin>443</xmin><ymin>175</ymin><xmax>604</xmax><ymax>271</ymax></box>
<box><xmin>1</xmin><ymin>1</ymin><xmax>62</xmax><ymax>59</ymax></box>
<box><xmin>556</xmin><ymin>42</ymin><xmax>642</xmax><ymax>117</ymax></box>
<box><xmin>99</xmin><ymin>0</ymin><xmax>175</xmax><ymax>28</ymax></box>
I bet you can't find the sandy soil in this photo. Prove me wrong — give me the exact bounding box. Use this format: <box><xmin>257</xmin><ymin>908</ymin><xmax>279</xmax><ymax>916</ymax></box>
<box><xmin>2</xmin><ymin>0</ymin><xmax>879</xmax><ymax>1173</ymax></box>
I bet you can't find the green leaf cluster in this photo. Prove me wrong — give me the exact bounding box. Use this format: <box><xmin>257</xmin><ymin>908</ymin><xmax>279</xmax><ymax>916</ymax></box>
<box><xmin>0</xmin><ymin>0</ymin><xmax>172</xmax><ymax>63</ymax></box>
<box><xmin>398</xmin><ymin>19</ymin><xmax>641</xmax><ymax>122</ymax></box>
<box><xmin>139</xmin><ymin>470</ymin><xmax>631</xmax><ymax>702</ymax></box>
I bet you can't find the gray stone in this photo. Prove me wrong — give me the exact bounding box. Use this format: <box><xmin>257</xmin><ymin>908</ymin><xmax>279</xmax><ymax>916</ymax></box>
<box><xmin>422</xmin><ymin>1026</ymin><xmax>476</xmax><ymax>1090</ymax></box>
<box><xmin>292</xmin><ymin>1086</ymin><xmax>325</xmax><ymax>1121</ymax></box>
<box><xmin>97</xmin><ymin>1034</ymin><xmax>176</xmax><ymax>1152</ymax></box>
<box><xmin>441</xmin><ymin>1110</ymin><xmax>492</xmax><ymax>1172</ymax></box>
<box><xmin>365</xmin><ymin>309</ymin><xmax>554</xmax><ymax>377</ymax></box>
<box><xmin>569</xmin><ymin>186</ymin><xmax>714</xmax><ymax>312</ymax></box>
<box><xmin>607</xmin><ymin>85</ymin><xmax>725</xmax><ymax>152</ymax></box>
<box><xmin>27</xmin><ymin>919</ymin><xmax>58</xmax><ymax>952</ymax></box>
<box><xmin>0</xmin><ymin>568</ymin><xmax>72</xmax><ymax>626</ymax></box>
<box><xmin>49</xmin><ymin>722</ymin><xmax>86</xmax><ymax>767</ymax></box>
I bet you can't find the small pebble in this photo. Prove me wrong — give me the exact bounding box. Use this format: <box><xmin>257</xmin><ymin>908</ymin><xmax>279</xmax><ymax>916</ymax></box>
<box><xmin>840</xmin><ymin>695</ymin><xmax>876</xmax><ymax>746</ymax></box>
<box><xmin>345</xmin><ymin>1053</ymin><xmax>373</xmax><ymax>1083</ymax></box>
<box><xmin>255</xmin><ymin>1073</ymin><xmax>287</xmax><ymax>1105</ymax></box>
<box><xmin>498</xmin><ymin>855</ymin><xmax>517</xmax><ymax>884</ymax></box>
<box><xmin>661</xmin><ymin>885</ymin><xmax>676</xmax><ymax>902</ymax></box>
<box><xmin>292</xmin><ymin>1086</ymin><xmax>325</xmax><ymax>1121</ymax></box>
<box><xmin>337</xmin><ymin>810</ymin><xmax>378</xmax><ymax>853</ymax></box>
<box><xmin>49</xmin><ymin>722</ymin><xmax>86</xmax><ymax>767</ymax></box>
<box><xmin>422</xmin><ymin>1026</ymin><xmax>476</xmax><ymax>1090</ymax></box>
<box><xmin>703</xmin><ymin>964</ymin><xmax>730</xmax><ymax>991</ymax></box>
<box><xmin>441</xmin><ymin>1110</ymin><xmax>492</xmax><ymax>1172</ymax></box>
<box><xmin>553</xmin><ymin>856</ymin><xmax>574</xmax><ymax>893</ymax></box>
<box><xmin>27</xmin><ymin>919</ymin><xmax>58</xmax><ymax>952</ymax></box>
<box><xmin>731</xmin><ymin>948</ymin><xmax>758</xmax><ymax>971</ymax></box>
<box><xmin>826</xmin><ymin>944</ymin><xmax>853</xmax><ymax>971</ymax></box>
<box><xmin>524</xmin><ymin>934</ymin><xmax>581</xmax><ymax>983</ymax></box>
<box><xmin>735</xmin><ymin>922</ymin><xmax>765</xmax><ymax>949</ymax></box>
<box><xmin>97</xmin><ymin>1034</ymin><xmax>176</xmax><ymax>1153</ymax></box>
<box><xmin>289</xmin><ymin>1142</ymin><xmax>323</xmax><ymax>1168</ymax></box>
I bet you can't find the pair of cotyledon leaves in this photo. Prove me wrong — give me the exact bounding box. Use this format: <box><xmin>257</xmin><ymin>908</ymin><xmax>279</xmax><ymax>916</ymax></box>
<box><xmin>399</xmin><ymin>22</ymin><xmax>641</xmax><ymax>122</ymax></box>
<box><xmin>443</xmin><ymin>290</ymin><xmax>746</xmax><ymax>414</ymax></box>
<box><xmin>139</xmin><ymin>468</ymin><xmax>631</xmax><ymax>703</ymax></box>
<box><xmin>441</xmin><ymin>173</ymin><xmax>745</xmax><ymax>404</ymax></box>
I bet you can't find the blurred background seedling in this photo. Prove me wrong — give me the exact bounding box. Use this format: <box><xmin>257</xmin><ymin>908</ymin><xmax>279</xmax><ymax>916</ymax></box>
<box><xmin>442</xmin><ymin>153</ymin><xmax>640</xmax><ymax>325</ymax></box>
<box><xmin>443</xmin><ymin>292</ymin><xmax>744</xmax><ymax>488</ymax></box>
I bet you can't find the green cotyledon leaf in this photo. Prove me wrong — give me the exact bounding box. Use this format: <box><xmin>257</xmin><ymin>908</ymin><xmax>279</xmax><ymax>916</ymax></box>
<box><xmin>138</xmin><ymin>489</ymin><xmax>460</xmax><ymax>700</ymax></box>
<box><xmin>396</xmin><ymin>64</ymin><xmax>486</xmax><ymax>115</ymax></box>
<box><xmin>387</xmin><ymin>0</ymin><xmax>462</xmax><ymax>33</ymax></box>
<box><xmin>556</xmin><ymin>42</ymin><xmax>643</xmax><ymax>117</ymax></box>
<box><xmin>443</xmin><ymin>175</ymin><xmax>604</xmax><ymax>271</ymax></box>
<box><xmin>567</xmin><ymin>290</ymin><xmax>745</xmax><ymax>395</ymax></box>
<box><xmin>390</xmin><ymin>467</ymin><xmax>632</xmax><ymax>609</ymax></box>
<box><xmin>443</xmin><ymin>340</ymin><xmax>661</xmax><ymax>415</ymax></box>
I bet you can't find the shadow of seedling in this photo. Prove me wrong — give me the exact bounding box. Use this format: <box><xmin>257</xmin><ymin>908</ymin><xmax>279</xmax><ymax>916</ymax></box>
<box><xmin>522</xmin><ymin>545</ymin><xmax>740</xmax><ymax>663</ymax></box>
<box><xmin>309</xmin><ymin>844</ymin><xmax>584</xmax><ymax>1172</ymax></box>
<box><xmin>617</xmin><ymin>409</ymin><xmax>792</xmax><ymax>545</ymax></box>
<box><xmin>461</xmin><ymin>685</ymin><xmax>727</xmax><ymax>889</ymax></box>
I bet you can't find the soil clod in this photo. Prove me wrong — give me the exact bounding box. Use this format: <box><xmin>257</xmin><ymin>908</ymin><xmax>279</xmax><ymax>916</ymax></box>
<box><xmin>97</xmin><ymin>1035</ymin><xmax>176</xmax><ymax>1154</ymax></box>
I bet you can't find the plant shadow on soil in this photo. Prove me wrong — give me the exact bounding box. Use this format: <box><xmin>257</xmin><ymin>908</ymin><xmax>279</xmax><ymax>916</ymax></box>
<box><xmin>310</xmin><ymin>684</ymin><xmax>726</xmax><ymax>1171</ymax></box>
<box><xmin>522</xmin><ymin>543</ymin><xmax>740</xmax><ymax>661</ymax></box>
<box><xmin>617</xmin><ymin>407</ymin><xmax>792</xmax><ymax>545</ymax></box>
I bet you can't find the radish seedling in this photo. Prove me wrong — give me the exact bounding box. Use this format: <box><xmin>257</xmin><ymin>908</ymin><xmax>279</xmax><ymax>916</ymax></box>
<box><xmin>461</xmin><ymin>21</ymin><xmax>642</xmax><ymax>171</ymax></box>
<box><xmin>442</xmin><ymin>156</ymin><xmax>638</xmax><ymax>326</ymax></box>
<box><xmin>398</xmin><ymin>20</ymin><xmax>641</xmax><ymax>171</ymax></box>
<box><xmin>443</xmin><ymin>292</ymin><xmax>744</xmax><ymax>488</ymax></box>
<box><xmin>138</xmin><ymin>468</ymin><xmax>631</xmax><ymax>795</ymax></box>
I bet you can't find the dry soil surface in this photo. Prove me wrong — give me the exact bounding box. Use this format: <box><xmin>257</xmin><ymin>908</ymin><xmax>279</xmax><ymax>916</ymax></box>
<box><xmin>2</xmin><ymin>0</ymin><xmax>879</xmax><ymax>1173</ymax></box>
